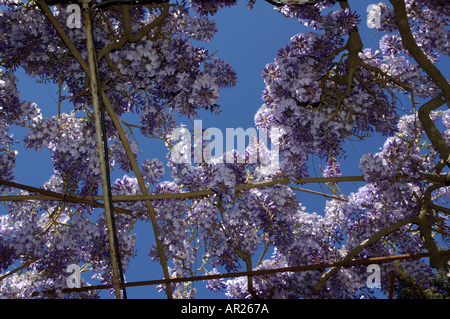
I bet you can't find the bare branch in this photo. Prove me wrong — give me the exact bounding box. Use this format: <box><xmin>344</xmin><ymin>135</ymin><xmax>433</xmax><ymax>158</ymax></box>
<box><xmin>0</xmin><ymin>258</ymin><xmax>39</xmax><ymax>282</ymax></box>
<box><xmin>290</xmin><ymin>186</ymin><xmax>373</xmax><ymax>209</ymax></box>
<box><xmin>96</xmin><ymin>3</ymin><xmax>171</xmax><ymax>63</ymax></box>
<box><xmin>0</xmin><ymin>179</ymin><xmax>134</xmax><ymax>216</ymax></box>
<box><xmin>390</xmin><ymin>0</ymin><xmax>450</xmax><ymax>107</ymax></box>
<box><xmin>37</xmin><ymin>1</ymin><xmax>90</xmax><ymax>76</ymax></box>
<box><xmin>417</xmin><ymin>95</ymin><xmax>449</xmax><ymax>164</ymax></box>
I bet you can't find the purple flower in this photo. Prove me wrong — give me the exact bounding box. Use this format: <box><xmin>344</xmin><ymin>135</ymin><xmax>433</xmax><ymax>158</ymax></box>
<box><xmin>359</xmin><ymin>153</ymin><xmax>386</xmax><ymax>182</ymax></box>
<box><xmin>261</xmin><ymin>63</ymin><xmax>280</xmax><ymax>86</ymax></box>
<box><xmin>141</xmin><ymin>158</ymin><xmax>165</xmax><ymax>185</ymax></box>
<box><xmin>323</xmin><ymin>157</ymin><xmax>341</xmax><ymax>178</ymax></box>
<box><xmin>254</xmin><ymin>104</ymin><xmax>276</xmax><ymax>135</ymax></box>
<box><xmin>380</xmin><ymin>34</ymin><xmax>403</xmax><ymax>56</ymax></box>
<box><xmin>295</xmin><ymin>77</ymin><xmax>321</xmax><ymax>103</ymax></box>
<box><xmin>288</xmin><ymin>33</ymin><xmax>310</xmax><ymax>56</ymax></box>
<box><xmin>273</xmin><ymin>99</ymin><xmax>301</xmax><ymax>126</ymax></box>
<box><xmin>318</xmin><ymin>8</ymin><xmax>361</xmax><ymax>37</ymax></box>
<box><xmin>190</xmin><ymin>74</ymin><xmax>220</xmax><ymax>108</ymax></box>
<box><xmin>204</xmin><ymin>268</ymin><xmax>226</xmax><ymax>293</ymax></box>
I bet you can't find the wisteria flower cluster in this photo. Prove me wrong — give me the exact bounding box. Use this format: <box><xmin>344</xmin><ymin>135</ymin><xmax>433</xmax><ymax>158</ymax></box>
<box><xmin>253</xmin><ymin>3</ymin><xmax>404</xmax><ymax>182</ymax></box>
<box><xmin>1</xmin><ymin>0</ymin><xmax>450</xmax><ymax>299</ymax></box>
<box><xmin>0</xmin><ymin>0</ymin><xmax>237</xmax><ymax>298</ymax></box>
<box><xmin>0</xmin><ymin>71</ymin><xmax>42</xmax><ymax>188</ymax></box>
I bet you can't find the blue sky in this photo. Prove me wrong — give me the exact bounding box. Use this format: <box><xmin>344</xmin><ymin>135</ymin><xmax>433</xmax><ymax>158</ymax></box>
<box><xmin>1</xmin><ymin>1</ymin><xmax>443</xmax><ymax>299</ymax></box>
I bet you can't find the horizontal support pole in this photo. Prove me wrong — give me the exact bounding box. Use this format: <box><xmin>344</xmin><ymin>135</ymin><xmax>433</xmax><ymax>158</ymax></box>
<box><xmin>1</xmin><ymin>176</ymin><xmax>366</xmax><ymax>203</ymax></box>
<box><xmin>31</xmin><ymin>250</ymin><xmax>450</xmax><ymax>296</ymax></box>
